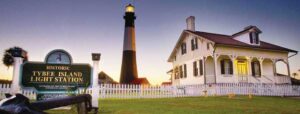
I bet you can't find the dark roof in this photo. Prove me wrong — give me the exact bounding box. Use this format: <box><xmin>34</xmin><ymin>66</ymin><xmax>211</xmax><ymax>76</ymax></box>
<box><xmin>187</xmin><ymin>30</ymin><xmax>297</xmax><ymax>53</ymax></box>
<box><xmin>232</xmin><ymin>25</ymin><xmax>262</xmax><ymax>37</ymax></box>
<box><xmin>0</xmin><ymin>80</ymin><xmax>12</xmax><ymax>84</ymax></box>
<box><xmin>131</xmin><ymin>78</ymin><xmax>150</xmax><ymax>85</ymax></box>
<box><xmin>161</xmin><ymin>82</ymin><xmax>172</xmax><ymax>85</ymax></box>
<box><xmin>98</xmin><ymin>71</ymin><xmax>118</xmax><ymax>84</ymax></box>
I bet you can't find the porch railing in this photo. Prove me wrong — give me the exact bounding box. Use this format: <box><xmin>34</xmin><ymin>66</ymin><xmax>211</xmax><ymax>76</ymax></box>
<box><xmin>275</xmin><ymin>76</ymin><xmax>291</xmax><ymax>84</ymax></box>
<box><xmin>238</xmin><ymin>76</ymin><xmax>248</xmax><ymax>83</ymax></box>
<box><xmin>206</xmin><ymin>75</ymin><xmax>216</xmax><ymax>84</ymax></box>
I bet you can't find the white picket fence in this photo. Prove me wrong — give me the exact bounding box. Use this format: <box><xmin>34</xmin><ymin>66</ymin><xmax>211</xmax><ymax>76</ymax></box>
<box><xmin>1</xmin><ymin>83</ymin><xmax>300</xmax><ymax>100</ymax></box>
<box><xmin>0</xmin><ymin>84</ymin><xmax>36</xmax><ymax>100</ymax></box>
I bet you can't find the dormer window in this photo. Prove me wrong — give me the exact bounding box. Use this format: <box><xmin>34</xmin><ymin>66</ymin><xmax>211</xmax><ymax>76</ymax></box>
<box><xmin>232</xmin><ymin>25</ymin><xmax>262</xmax><ymax>45</ymax></box>
<box><xmin>249</xmin><ymin>32</ymin><xmax>259</xmax><ymax>44</ymax></box>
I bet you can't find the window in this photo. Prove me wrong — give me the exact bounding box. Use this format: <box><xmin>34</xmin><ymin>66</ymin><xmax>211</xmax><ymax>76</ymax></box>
<box><xmin>199</xmin><ymin>59</ymin><xmax>203</xmax><ymax>75</ymax></box>
<box><xmin>249</xmin><ymin>32</ymin><xmax>259</xmax><ymax>44</ymax></box>
<box><xmin>179</xmin><ymin>66</ymin><xmax>183</xmax><ymax>78</ymax></box>
<box><xmin>181</xmin><ymin>43</ymin><xmax>187</xmax><ymax>55</ymax></box>
<box><xmin>221</xmin><ymin>59</ymin><xmax>233</xmax><ymax>75</ymax></box>
<box><xmin>193</xmin><ymin>61</ymin><xmax>198</xmax><ymax>76</ymax></box>
<box><xmin>174</xmin><ymin>56</ymin><xmax>176</xmax><ymax>61</ymax></box>
<box><xmin>191</xmin><ymin>38</ymin><xmax>198</xmax><ymax>51</ymax></box>
<box><xmin>207</xmin><ymin>43</ymin><xmax>210</xmax><ymax>50</ymax></box>
<box><xmin>251</xmin><ymin>61</ymin><xmax>261</xmax><ymax>77</ymax></box>
<box><xmin>184</xmin><ymin>64</ymin><xmax>187</xmax><ymax>78</ymax></box>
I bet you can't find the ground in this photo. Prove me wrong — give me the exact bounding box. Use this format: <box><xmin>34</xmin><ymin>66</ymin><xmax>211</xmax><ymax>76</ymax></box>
<box><xmin>46</xmin><ymin>96</ymin><xmax>300</xmax><ymax>114</ymax></box>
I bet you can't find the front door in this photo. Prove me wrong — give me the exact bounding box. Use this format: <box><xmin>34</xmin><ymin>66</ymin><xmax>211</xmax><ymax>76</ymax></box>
<box><xmin>237</xmin><ymin>61</ymin><xmax>248</xmax><ymax>82</ymax></box>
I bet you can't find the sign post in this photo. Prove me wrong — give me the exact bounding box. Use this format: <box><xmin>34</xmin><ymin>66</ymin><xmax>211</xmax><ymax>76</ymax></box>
<box><xmin>11</xmin><ymin>48</ymin><xmax>27</xmax><ymax>94</ymax></box>
<box><xmin>91</xmin><ymin>53</ymin><xmax>100</xmax><ymax>107</ymax></box>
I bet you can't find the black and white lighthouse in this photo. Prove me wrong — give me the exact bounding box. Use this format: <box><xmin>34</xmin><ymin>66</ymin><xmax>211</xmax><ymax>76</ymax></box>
<box><xmin>120</xmin><ymin>4</ymin><xmax>138</xmax><ymax>84</ymax></box>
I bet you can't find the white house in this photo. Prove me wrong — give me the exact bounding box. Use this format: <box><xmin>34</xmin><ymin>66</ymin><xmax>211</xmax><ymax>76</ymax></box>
<box><xmin>167</xmin><ymin>16</ymin><xmax>298</xmax><ymax>85</ymax></box>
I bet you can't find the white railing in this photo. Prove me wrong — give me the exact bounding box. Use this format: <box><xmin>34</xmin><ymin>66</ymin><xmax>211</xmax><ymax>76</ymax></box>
<box><xmin>1</xmin><ymin>83</ymin><xmax>300</xmax><ymax>100</ymax></box>
<box><xmin>0</xmin><ymin>84</ymin><xmax>37</xmax><ymax>100</ymax></box>
<box><xmin>247</xmin><ymin>76</ymin><xmax>260</xmax><ymax>83</ymax></box>
<box><xmin>275</xmin><ymin>76</ymin><xmax>291</xmax><ymax>84</ymax></box>
<box><xmin>261</xmin><ymin>75</ymin><xmax>274</xmax><ymax>84</ymax></box>
<box><xmin>238</xmin><ymin>76</ymin><xmax>248</xmax><ymax>83</ymax></box>
<box><xmin>206</xmin><ymin>75</ymin><xmax>216</xmax><ymax>84</ymax></box>
<box><xmin>83</xmin><ymin>83</ymin><xmax>300</xmax><ymax>99</ymax></box>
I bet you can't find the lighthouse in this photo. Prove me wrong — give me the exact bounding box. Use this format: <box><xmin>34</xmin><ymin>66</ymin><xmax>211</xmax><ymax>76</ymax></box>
<box><xmin>120</xmin><ymin>4</ymin><xmax>138</xmax><ymax>84</ymax></box>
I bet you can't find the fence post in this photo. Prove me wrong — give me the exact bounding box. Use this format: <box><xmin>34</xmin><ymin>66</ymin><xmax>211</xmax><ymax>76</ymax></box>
<box><xmin>139</xmin><ymin>85</ymin><xmax>142</xmax><ymax>98</ymax></box>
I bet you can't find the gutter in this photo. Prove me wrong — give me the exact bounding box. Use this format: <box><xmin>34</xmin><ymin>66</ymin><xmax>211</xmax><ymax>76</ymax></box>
<box><xmin>288</xmin><ymin>52</ymin><xmax>298</xmax><ymax>58</ymax></box>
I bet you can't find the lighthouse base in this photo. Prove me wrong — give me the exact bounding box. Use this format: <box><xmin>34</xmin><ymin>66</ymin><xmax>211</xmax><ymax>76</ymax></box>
<box><xmin>120</xmin><ymin>50</ymin><xmax>138</xmax><ymax>84</ymax></box>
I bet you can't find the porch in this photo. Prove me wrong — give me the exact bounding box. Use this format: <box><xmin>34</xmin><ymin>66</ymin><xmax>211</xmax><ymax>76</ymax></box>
<box><xmin>204</xmin><ymin>54</ymin><xmax>291</xmax><ymax>84</ymax></box>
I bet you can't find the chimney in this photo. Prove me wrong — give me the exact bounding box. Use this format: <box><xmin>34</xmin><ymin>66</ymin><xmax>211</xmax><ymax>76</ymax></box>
<box><xmin>186</xmin><ymin>16</ymin><xmax>195</xmax><ymax>31</ymax></box>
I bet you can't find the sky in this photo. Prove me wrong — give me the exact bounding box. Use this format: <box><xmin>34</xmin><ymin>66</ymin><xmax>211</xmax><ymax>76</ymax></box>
<box><xmin>0</xmin><ymin>0</ymin><xmax>300</xmax><ymax>85</ymax></box>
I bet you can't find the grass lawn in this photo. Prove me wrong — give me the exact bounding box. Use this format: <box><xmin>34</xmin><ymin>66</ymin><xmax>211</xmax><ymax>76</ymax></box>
<box><xmin>46</xmin><ymin>96</ymin><xmax>300</xmax><ymax>114</ymax></box>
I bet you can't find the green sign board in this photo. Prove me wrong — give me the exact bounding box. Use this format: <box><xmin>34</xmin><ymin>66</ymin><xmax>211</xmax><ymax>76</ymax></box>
<box><xmin>21</xmin><ymin>62</ymin><xmax>91</xmax><ymax>91</ymax></box>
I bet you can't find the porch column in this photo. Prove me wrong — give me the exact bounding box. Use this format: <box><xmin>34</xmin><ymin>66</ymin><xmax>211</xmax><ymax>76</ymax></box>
<box><xmin>284</xmin><ymin>59</ymin><xmax>292</xmax><ymax>84</ymax></box>
<box><xmin>247</xmin><ymin>57</ymin><xmax>252</xmax><ymax>83</ymax></box>
<box><xmin>272</xmin><ymin>59</ymin><xmax>277</xmax><ymax>76</ymax></box>
<box><xmin>258</xmin><ymin>57</ymin><xmax>264</xmax><ymax>83</ymax></box>
<box><xmin>286</xmin><ymin>61</ymin><xmax>291</xmax><ymax>77</ymax></box>
<box><xmin>213</xmin><ymin>54</ymin><xmax>219</xmax><ymax>83</ymax></box>
<box><xmin>229</xmin><ymin>55</ymin><xmax>237</xmax><ymax>83</ymax></box>
<box><xmin>272</xmin><ymin>59</ymin><xmax>277</xmax><ymax>83</ymax></box>
<box><xmin>203</xmin><ymin>56</ymin><xmax>206</xmax><ymax>84</ymax></box>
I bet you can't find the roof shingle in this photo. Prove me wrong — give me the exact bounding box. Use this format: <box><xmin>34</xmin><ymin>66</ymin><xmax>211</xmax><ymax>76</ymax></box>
<box><xmin>187</xmin><ymin>30</ymin><xmax>297</xmax><ymax>53</ymax></box>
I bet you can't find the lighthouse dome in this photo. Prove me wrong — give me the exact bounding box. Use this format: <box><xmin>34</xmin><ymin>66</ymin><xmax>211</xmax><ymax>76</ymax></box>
<box><xmin>125</xmin><ymin>4</ymin><xmax>135</xmax><ymax>12</ymax></box>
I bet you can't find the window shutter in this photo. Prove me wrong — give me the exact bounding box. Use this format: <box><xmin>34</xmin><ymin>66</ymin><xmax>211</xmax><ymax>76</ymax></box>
<box><xmin>221</xmin><ymin>60</ymin><xmax>225</xmax><ymax>74</ymax></box>
<box><xmin>180</xmin><ymin>66</ymin><xmax>183</xmax><ymax>78</ymax></box>
<box><xmin>229</xmin><ymin>61</ymin><xmax>233</xmax><ymax>74</ymax></box>
<box><xmin>251</xmin><ymin>62</ymin><xmax>255</xmax><ymax>76</ymax></box>
<box><xmin>181</xmin><ymin>43</ymin><xmax>187</xmax><ymax>54</ymax></box>
<box><xmin>199</xmin><ymin>60</ymin><xmax>203</xmax><ymax>75</ymax></box>
<box><xmin>255</xmin><ymin>33</ymin><xmax>259</xmax><ymax>44</ymax></box>
<box><xmin>184</xmin><ymin>64</ymin><xmax>187</xmax><ymax>78</ymax></box>
<box><xmin>181</xmin><ymin>45</ymin><xmax>183</xmax><ymax>55</ymax></box>
<box><xmin>174</xmin><ymin>67</ymin><xmax>178</xmax><ymax>79</ymax></box>
<box><xmin>184</xmin><ymin>43</ymin><xmax>186</xmax><ymax>54</ymax></box>
<box><xmin>207</xmin><ymin>43</ymin><xmax>210</xmax><ymax>50</ymax></box>
<box><xmin>191</xmin><ymin>39</ymin><xmax>194</xmax><ymax>51</ymax></box>
<box><xmin>249</xmin><ymin>33</ymin><xmax>253</xmax><ymax>43</ymax></box>
<box><xmin>193</xmin><ymin>61</ymin><xmax>197</xmax><ymax>76</ymax></box>
<box><xmin>195</xmin><ymin>38</ymin><xmax>198</xmax><ymax>49</ymax></box>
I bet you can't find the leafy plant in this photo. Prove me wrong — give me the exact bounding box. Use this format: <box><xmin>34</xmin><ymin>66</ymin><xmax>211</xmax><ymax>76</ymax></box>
<box><xmin>3</xmin><ymin>53</ymin><xmax>14</xmax><ymax>68</ymax></box>
<box><xmin>2</xmin><ymin>47</ymin><xmax>28</xmax><ymax>68</ymax></box>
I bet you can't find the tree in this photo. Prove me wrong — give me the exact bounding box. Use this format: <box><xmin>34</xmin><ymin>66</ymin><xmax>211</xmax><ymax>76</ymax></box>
<box><xmin>2</xmin><ymin>47</ymin><xmax>28</xmax><ymax>68</ymax></box>
<box><xmin>292</xmin><ymin>72</ymin><xmax>298</xmax><ymax>79</ymax></box>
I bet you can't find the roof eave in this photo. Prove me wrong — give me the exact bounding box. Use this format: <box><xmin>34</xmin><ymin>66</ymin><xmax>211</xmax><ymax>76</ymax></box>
<box><xmin>167</xmin><ymin>30</ymin><xmax>188</xmax><ymax>62</ymax></box>
<box><xmin>215</xmin><ymin>43</ymin><xmax>297</xmax><ymax>53</ymax></box>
